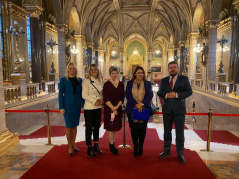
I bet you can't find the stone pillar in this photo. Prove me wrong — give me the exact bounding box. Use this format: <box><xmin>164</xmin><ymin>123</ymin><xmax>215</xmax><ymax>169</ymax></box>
<box><xmin>105</xmin><ymin>53</ymin><xmax>109</xmax><ymax>79</ymax></box>
<box><xmin>163</xmin><ymin>52</ymin><xmax>167</xmax><ymax>77</ymax></box>
<box><xmin>207</xmin><ymin>21</ymin><xmax>218</xmax><ymax>81</ymax></box>
<box><xmin>179</xmin><ymin>42</ymin><xmax>185</xmax><ymax>74</ymax></box>
<box><xmin>119</xmin><ymin>51</ymin><xmax>124</xmax><ymax>80</ymax></box>
<box><xmin>147</xmin><ymin>51</ymin><xmax>152</xmax><ymax>81</ymax></box>
<box><xmin>94</xmin><ymin>49</ymin><xmax>99</xmax><ymax>66</ymax></box>
<box><xmin>23</xmin><ymin>1</ymin><xmax>43</xmax><ymax>87</ymax></box>
<box><xmin>87</xmin><ymin>42</ymin><xmax>94</xmax><ymax>65</ymax></box>
<box><xmin>75</xmin><ymin>35</ymin><xmax>84</xmax><ymax>78</ymax></box>
<box><xmin>57</xmin><ymin>25</ymin><xmax>67</xmax><ymax>79</ymax></box>
<box><xmin>98</xmin><ymin>50</ymin><xmax>105</xmax><ymax>77</ymax></box>
<box><xmin>167</xmin><ymin>48</ymin><xmax>174</xmax><ymax>61</ymax></box>
<box><xmin>233</xmin><ymin>1</ymin><xmax>239</xmax><ymax>93</ymax></box>
<box><xmin>189</xmin><ymin>32</ymin><xmax>199</xmax><ymax>83</ymax></box>
<box><xmin>0</xmin><ymin>39</ymin><xmax>19</xmax><ymax>156</ymax></box>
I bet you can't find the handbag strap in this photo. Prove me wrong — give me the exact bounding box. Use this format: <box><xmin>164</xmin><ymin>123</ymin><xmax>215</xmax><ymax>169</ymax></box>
<box><xmin>90</xmin><ymin>80</ymin><xmax>101</xmax><ymax>94</ymax></box>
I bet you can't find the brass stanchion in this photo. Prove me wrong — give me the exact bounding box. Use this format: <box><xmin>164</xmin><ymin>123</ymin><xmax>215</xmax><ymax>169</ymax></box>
<box><xmin>192</xmin><ymin>100</ymin><xmax>196</xmax><ymax>130</ymax></box>
<box><xmin>118</xmin><ymin>105</ymin><xmax>131</xmax><ymax>148</ymax></box>
<box><xmin>45</xmin><ymin>104</ymin><xmax>51</xmax><ymax>145</ymax></box>
<box><xmin>201</xmin><ymin>107</ymin><xmax>213</xmax><ymax>152</ymax></box>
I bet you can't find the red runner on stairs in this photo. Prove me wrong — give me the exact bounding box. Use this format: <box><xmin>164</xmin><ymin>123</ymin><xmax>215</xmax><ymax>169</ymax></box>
<box><xmin>21</xmin><ymin>125</ymin><xmax>216</xmax><ymax>179</ymax></box>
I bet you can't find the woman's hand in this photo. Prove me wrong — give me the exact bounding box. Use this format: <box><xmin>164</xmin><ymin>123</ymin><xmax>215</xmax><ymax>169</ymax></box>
<box><xmin>135</xmin><ymin>103</ymin><xmax>142</xmax><ymax>109</ymax></box>
<box><xmin>135</xmin><ymin>102</ymin><xmax>143</xmax><ymax>112</ymax></box>
<box><xmin>113</xmin><ymin>110</ymin><xmax>118</xmax><ymax>115</ymax></box>
<box><xmin>111</xmin><ymin>106</ymin><xmax>118</xmax><ymax>111</ymax></box>
<box><xmin>60</xmin><ymin>109</ymin><xmax>65</xmax><ymax>114</ymax></box>
<box><xmin>95</xmin><ymin>100</ymin><xmax>101</xmax><ymax>106</ymax></box>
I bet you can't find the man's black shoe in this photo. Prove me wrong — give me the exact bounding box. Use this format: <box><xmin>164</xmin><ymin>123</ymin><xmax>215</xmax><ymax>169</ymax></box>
<box><xmin>177</xmin><ymin>156</ymin><xmax>186</xmax><ymax>164</ymax></box>
<box><xmin>158</xmin><ymin>152</ymin><xmax>171</xmax><ymax>158</ymax></box>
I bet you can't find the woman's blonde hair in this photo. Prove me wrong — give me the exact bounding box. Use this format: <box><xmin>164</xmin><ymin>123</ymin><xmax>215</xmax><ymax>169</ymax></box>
<box><xmin>86</xmin><ymin>64</ymin><xmax>102</xmax><ymax>82</ymax></box>
<box><xmin>65</xmin><ymin>63</ymin><xmax>78</xmax><ymax>80</ymax></box>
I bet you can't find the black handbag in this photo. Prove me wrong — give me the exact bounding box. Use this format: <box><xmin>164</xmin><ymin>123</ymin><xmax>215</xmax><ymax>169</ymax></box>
<box><xmin>149</xmin><ymin>103</ymin><xmax>157</xmax><ymax>116</ymax></box>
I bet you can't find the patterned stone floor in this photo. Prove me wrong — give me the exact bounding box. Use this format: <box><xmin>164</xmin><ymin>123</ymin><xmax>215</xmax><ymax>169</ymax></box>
<box><xmin>0</xmin><ymin>122</ymin><xmax>239</xmax><ymax>179</ymax></box>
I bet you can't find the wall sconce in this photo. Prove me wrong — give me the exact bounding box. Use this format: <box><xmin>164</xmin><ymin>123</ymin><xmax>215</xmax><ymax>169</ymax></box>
<box><xmin>168</xmin><ymin>56</ymin><xmax>174</xmax><ymax>61</ymax></box>
<box><xmin>98</xmin><ymin>57</ymin><xmax>103</xmax><ymax>62</ymax></box>
<box><xmin>111</xmin><ymin>50</ymin><xmax>116</xmax><ymax>56</ymax></box>
<box><xmin>155</xmin><ymin>50</ymin><xmax>160</xmax><ymax>54</ymax></box>
<box><xmin>193</xmin><ymin>44</ymin><xmax>203</xmax><ymax>53</ymax></box>
<box><xmin>71</xmin><ymin>45</ymin><xmax>79</xmax><ymax>54</ymax></box>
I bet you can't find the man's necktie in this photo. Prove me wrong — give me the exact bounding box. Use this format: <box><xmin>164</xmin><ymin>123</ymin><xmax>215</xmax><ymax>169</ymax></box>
<box><xmin>169</xmin><ymin>76</ymin><xmax>174</xmax><ymax>90</ymax></box>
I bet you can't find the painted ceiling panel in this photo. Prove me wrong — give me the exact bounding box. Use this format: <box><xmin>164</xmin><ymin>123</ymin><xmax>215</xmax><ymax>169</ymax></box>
<box><xmin>137</xmin><ymin>13</ymin><xmax>149</xmax><ymax>34</ymax></box>
<box><xmin>122</xmin><ymin>14</ymin><xmax>135</xmax><ymax>34</ymax></box>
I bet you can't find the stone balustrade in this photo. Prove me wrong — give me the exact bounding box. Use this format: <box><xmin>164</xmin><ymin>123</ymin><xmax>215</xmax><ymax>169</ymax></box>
<box><xmin>42</xmin><ymin>81</ymin><xmax>55</xmax><ymax>94</ymax></box>
<box><xmin>3</xmin><ymin>85</ymin><xmax>21</xmax><ymax>103</ymax></box>
<box><xmin>26</xmin><ymin>83</ymin><xmax>39</xmax><ymax>99</ymax></box>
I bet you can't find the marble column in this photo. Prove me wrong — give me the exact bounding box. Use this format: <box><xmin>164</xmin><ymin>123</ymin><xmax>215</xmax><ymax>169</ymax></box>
<box><xmin>163</xmin><ymin>51</ymin><xmax>168</xmax><ymax>77</ymax></box>
<box><xmin>233</xmin><ymin>1</ymin><xmax>239</xmax><ymax>93</ymax></box>
<box><xmin>167</xmin><ymin>48</ymin><xmax>174</xmax><ymax>61</ymax></box>
<box><xmin>75</xmin><ymin>35</ymin><xmax>84</xmax><ymax>78</ymax></box>
<box><xmin>98</xmin><ymin>50</ymin><xmax>104</xmax><ymax>75</ymax></box>
<box><xmin>57</xmin><ymin>26</ymin><xmax>67</xmax><ymax>79</ymax></box>
<box><xmin>207</xmin><ymin>21</ymin><xmax>218</xmax><ymax>81</ymax></box>
<box><xmin>87</xmin><ymin>42</ymin><xmax>93</xmax><ymax>65</ymax></box>
<box><xmin>179</xmin><ymin>42</ymin><xmax>185</xmax><ymax>74</ymax></box>
<box><xmin>147</xmin><ymin>51</ymin><xmax>152</xmax><ymax>81</ymax></box>
<box><xmin>0</xmin><ymin>43</ymin><xmax>19</xmax><ymax>156</ymax></box>
<box><xmin>23</xmin><ymin>2</ymin><xmax>43</xmax><ymax>87</ymax></box>
<box><xmin>105</xmin><ymin>53</ymin><xmax>109</xmax><ymax>79</ymax></box>
<box><xmin>189</xmin><ymin>32</ymin><xmax>199</xmax><ymax>83</ymax></box>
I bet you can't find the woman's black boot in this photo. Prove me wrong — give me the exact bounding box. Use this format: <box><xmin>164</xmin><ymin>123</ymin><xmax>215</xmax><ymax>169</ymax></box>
<box><xmin>87</xmin><ymin>146</ymin><xmax>97</xmax><ymax>158</ymax></box>
<box><xmin>109</xmin><ymin>143</ymin><xmax>118</xmax><ymax>155</ymax></box>
<box><xmin>94</xmin><ymin>143</ymin><xmax>103</xmax><ymax>154</ymax></box>
<box><xmin>138</xmin><ymin>144</ymin><xmax>143</xmax><ymax>156</ymax></box>
<box><xmin>133</xmin><ymin>143</ymin><xmax>138</xmax><ymax>157</ymax></box>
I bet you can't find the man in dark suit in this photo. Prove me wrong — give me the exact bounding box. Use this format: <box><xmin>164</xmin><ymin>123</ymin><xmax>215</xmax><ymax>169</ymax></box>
<box><xmin>157</xmin><ymin>61</ymin><xmax>192</xmax><ymax>164</ymax></box>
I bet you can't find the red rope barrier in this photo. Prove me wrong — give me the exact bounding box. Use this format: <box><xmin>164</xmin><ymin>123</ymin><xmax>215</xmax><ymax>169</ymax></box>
<box><xmin>4</xmin><ymin>110</ymin><xmax>239</xmax><ymax>117</ymax></box>
<box><xmin>5</xmin><ymin>110</ymin><xmax>45</xmax><ymax>113</ymax></box>
<box><xmin>49</xmin><ymin>110</ymin><xmax>60</xmax><ymax>113</ymax></box>
<box><xmin>212</xmin><ymin>113</ymin><xmax>239</xmax><ymax>117</ymax></box>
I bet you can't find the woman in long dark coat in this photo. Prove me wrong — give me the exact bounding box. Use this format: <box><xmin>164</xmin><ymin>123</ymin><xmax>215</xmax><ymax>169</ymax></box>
<box><xmin>103</xmin><ymin>66</ymin><xmax>124</xmax><ymax>155</ymax></box>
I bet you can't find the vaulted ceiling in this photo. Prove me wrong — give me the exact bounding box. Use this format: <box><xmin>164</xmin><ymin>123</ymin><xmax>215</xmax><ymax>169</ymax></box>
<box><xmin>53</xmin><ymin>0</ymin><xmax>224</xmax><ymax>47</ymax></box>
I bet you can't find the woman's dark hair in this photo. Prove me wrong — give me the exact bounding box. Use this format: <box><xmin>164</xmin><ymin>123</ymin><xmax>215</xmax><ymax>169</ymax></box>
<box><xmin>131</xmin><ymin>66</ymin><xmax>146</xmax><ymax>81</ymax></box>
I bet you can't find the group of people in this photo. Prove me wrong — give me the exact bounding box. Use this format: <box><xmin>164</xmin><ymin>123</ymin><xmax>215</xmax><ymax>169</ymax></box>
<box><xmin>58</xmin><ymin>61</ymin><xmax>192</xmax><ymax>164</ymax></box>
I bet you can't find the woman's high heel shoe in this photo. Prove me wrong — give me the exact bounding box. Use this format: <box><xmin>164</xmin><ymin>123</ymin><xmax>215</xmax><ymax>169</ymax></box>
<box><xmin>68</xmin><ymin>148</ymin><xmax>73</xmax><ymax>156</ymax></box>
<box><xmin>72</xmin><ymin>146</ymin><xmax>80</xmax><ymax>152</ymax></box>
<box><xmin>87</xmin><ymin>146</ymin><xmax>97</xmax><ymax>158</ymax></box>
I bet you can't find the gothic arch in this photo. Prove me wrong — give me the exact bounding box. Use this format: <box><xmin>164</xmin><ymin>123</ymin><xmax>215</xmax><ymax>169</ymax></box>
<box><xmin>192</xmin><ymin>2</ymin><xmax>204</xmax><ymax>32</ymax></box>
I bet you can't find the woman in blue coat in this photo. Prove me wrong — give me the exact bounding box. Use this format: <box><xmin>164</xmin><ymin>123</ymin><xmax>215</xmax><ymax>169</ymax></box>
<box><xmin>59</xmin><ymin>63</ymin><xmax>84</xmax><ymax>156</ymax></box>
<box><xmin>125</xmin><ymin>66</ymin><xmax>153</xmax><ymax>157</ymax></box>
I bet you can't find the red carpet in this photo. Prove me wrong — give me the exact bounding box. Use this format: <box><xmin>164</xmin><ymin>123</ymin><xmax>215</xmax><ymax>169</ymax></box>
<box><xmin>19</xmin><ymin>126</ymin><xmax>66</xmax><ymax>139</ymax></box>
<box><xmin>21</xmin><ymin>123</ymin><xmax>215</xmax><ymax>179</ymax></box>
<box><xmin>194</xmin><ymin>130</ymin><xmax>239</xmax><ymax>146</ymax></box>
